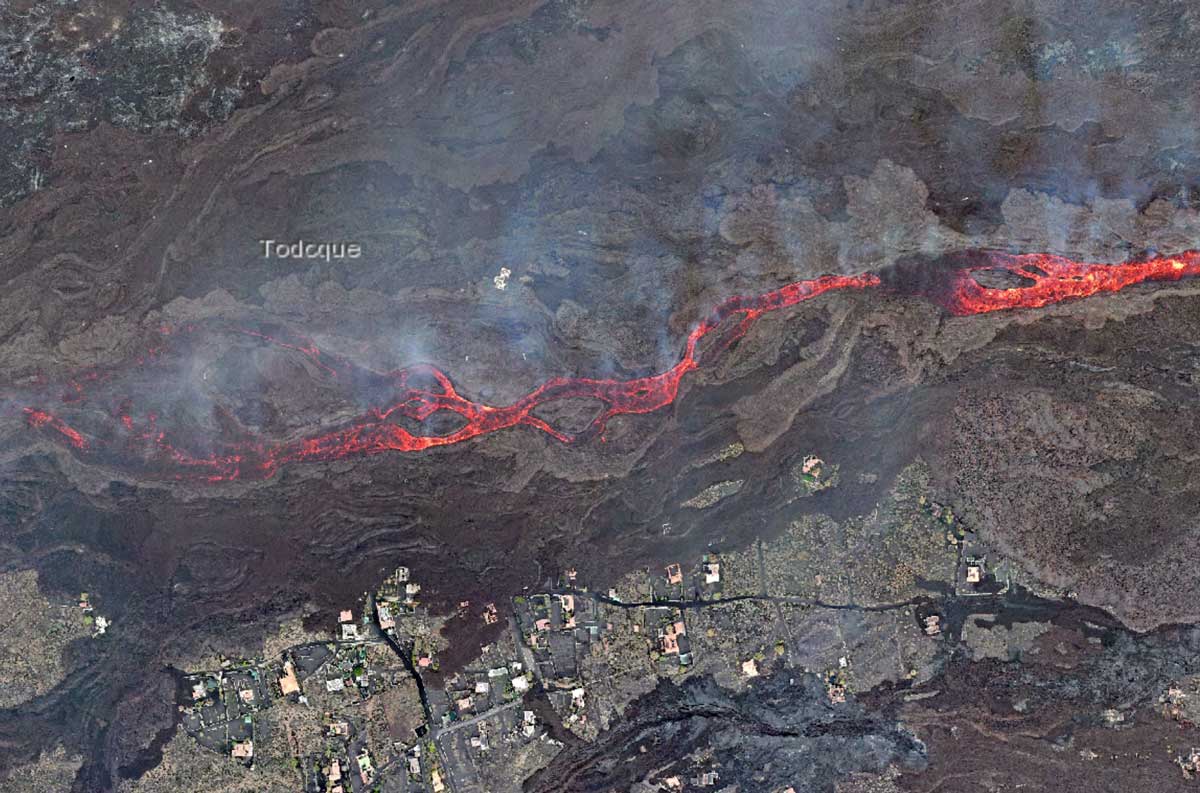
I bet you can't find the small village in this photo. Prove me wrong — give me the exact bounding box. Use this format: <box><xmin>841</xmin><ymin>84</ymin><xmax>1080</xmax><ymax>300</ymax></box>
<box><xmin>172</xmin><ymin>467</ymin><xmax>1026</xmax><ymax>792</ymax></box>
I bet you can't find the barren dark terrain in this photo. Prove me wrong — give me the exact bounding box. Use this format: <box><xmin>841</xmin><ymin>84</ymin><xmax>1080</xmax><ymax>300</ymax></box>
<box><xmin>2</xmin><ymin>1</ymin><xmax>1200</xmax><ymax>792</ymax></box>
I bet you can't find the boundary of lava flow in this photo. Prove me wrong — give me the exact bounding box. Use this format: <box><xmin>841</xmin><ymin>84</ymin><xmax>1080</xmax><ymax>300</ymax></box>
<box><xmin>17</xmin><ymin>249</ymin><xmax>1200</xmax><ymax>483</ymax></box>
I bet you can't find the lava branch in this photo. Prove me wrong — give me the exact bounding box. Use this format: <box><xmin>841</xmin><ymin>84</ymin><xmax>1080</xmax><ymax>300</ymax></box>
<box><xmin>13</xmin><ymin>251</ymin><xmax>1200</xmax><ymax>481</ymax></box>
<box><xmin>932</xmin><ymin>250</ymin><xmax>1200</xmax><ymax>315</ymax></box>
<box><xmin>23</xmin><ymin>408</ymin><xmax>88</xmax><ymax>450</ymax></box>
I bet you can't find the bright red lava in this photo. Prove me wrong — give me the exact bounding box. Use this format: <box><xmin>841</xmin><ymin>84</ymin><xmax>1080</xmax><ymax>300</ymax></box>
<box><xmin>15</xmin><ymin>250</ymin><xmax>1200</xmax><ymax>482</ymax></box>
<box><xmin>23</xmin><ymin>408</ymin><xmax>88</xmax><ymax>450</ymax></box>
<box><xmin>933</xmin><ymin>250</ymin><xmax>1200</xmax><ymax>315</ymax></box>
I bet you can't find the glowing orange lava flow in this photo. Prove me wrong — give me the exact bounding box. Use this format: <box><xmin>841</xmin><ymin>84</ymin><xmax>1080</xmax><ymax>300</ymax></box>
<box><xmin>23</xmin><ymin>408</ymin><xmax>88</xmax><ymax>450</ymax></box>
<box><xmin>263</xmin><ymin>273</ymin><xmax>881</xmax><ymax>477</ymax></box>
<box><xmin>932</xmin><ymin>250</ymin><xmax>1200</xmax><ymax>315</ymax></box>
<box><xmin>14</xmin><ymin>250</ymin><xmax>1200</xmax><ymax>481</ymax></box>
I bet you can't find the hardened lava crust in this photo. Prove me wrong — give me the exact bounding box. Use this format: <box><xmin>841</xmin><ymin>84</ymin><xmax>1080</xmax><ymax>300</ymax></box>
<box><xmin>2</xmin><ymin>2</ymin><xmax>1200</xmax><ymax>792</ymax></box>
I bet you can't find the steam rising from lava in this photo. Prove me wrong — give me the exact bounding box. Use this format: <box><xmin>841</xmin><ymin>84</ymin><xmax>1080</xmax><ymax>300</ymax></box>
<box><xmin>10</xmin><ymin>250</ymin><xmax>1200</xmax><ymax>482</ymax></box>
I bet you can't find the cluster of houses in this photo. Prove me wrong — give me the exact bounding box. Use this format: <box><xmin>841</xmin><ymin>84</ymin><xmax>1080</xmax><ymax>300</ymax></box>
<box><xmin>374</xmin><ymin>566</ymin><xmax>447</xmax><ymax>674</ymax></box>
<box><xmin>179</xmin><ymin>660</ymin><xmax>277</xmax><ymax>768</ymax></box>
<box><xmin>314</xmin><ymin>717</ymin><xmax>376</xmax><ymax>793</ymax></box>
<box><xmin>658</xmin><ymin>554</ymin><xmax>724</xmax><ymax>601</ymax></box>
<box><xmin>440</xmin><ymin>658</ymin><xmax>530</xmax><ymax>721</ymax></box>
<box><xmin>514</xmin><ymin>591</ymin><xmax>605</xmax><ymax>683</ymax></box>
<box><xmin>78</xmin><ymin>591</ymin><xmax>109</xmax><ymax>637</ymax></box>
<box><xmin>175</xmin><ymin>555</ymin><xmax>749</xmax><ymax>790</ymax></box>
<box><xmin>375</xmin><ymin>566</ymin><xmax>421</xmax><ymax>630</ymax></box>
<box><xmin>176</xmin><ymin>564</ymin><xmax>439</xmax><ymax>791</ymax></box>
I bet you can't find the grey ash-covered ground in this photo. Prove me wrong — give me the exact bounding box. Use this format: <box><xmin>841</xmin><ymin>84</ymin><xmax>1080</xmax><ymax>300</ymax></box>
<box><xmin>2</xmin><ymin>1</ymin><xmax>1200</xmax><ymax>791</ymax></box>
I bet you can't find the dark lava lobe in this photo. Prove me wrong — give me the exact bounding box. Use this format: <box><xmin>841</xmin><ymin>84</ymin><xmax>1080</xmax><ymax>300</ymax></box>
<box><xmin>526</xmin><ymin>673</ymin><xmax>927</xmax><ymax>793</ymax></box>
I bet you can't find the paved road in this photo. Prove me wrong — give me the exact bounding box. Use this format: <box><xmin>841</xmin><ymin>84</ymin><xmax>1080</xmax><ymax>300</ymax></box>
<box><xmin>436</xmin><ymin>699</ymin><xmax>523</xmax><ymax>737</ymax></box>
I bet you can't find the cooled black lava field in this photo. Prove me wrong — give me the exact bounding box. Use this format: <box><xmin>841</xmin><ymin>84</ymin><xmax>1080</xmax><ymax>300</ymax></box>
<box><xmin>3</xmin><ymin>2</ymin><xmax>1200</xmax><ymax>792</ymax></box>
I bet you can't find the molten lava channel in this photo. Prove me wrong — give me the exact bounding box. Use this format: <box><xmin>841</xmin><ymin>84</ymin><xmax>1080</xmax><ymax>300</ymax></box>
<box><xmin>15</xmin><ymin>250</ymin><xmax>1200</xmax><ymax>482</ymax></box>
